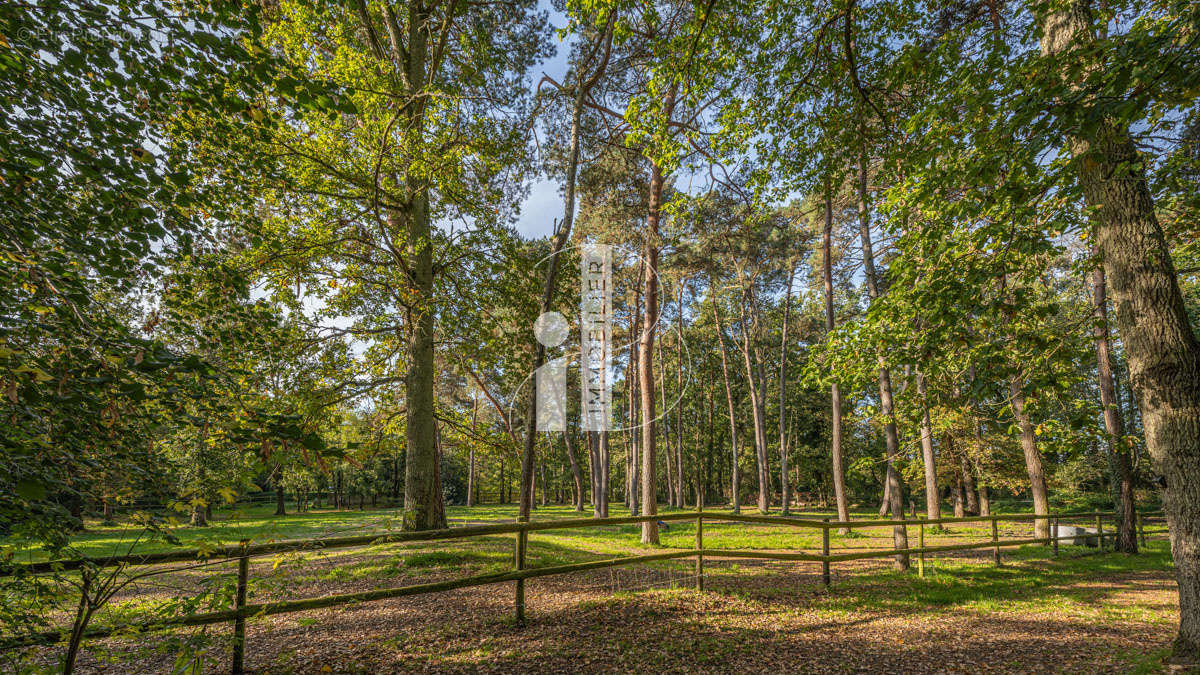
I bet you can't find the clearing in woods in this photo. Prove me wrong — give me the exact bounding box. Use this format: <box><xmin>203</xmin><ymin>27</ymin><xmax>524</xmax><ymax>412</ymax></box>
<box><xmin>18</xmin><ymin>503</ymin><xmax>1177</xmax><ymax>673</ymax></box>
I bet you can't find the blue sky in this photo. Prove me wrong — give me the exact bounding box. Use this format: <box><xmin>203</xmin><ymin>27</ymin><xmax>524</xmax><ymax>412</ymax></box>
<box><xmin>513</xmin><ymin>1</ymin><xmax>573</xmax><ymax>241</ymax></box>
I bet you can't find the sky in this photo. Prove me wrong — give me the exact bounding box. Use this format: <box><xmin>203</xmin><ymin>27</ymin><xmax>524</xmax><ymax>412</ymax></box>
<box><xmin>512</xmin><ymin>2</ymin><xmax>574</xmax><ymax>241</ymax></box>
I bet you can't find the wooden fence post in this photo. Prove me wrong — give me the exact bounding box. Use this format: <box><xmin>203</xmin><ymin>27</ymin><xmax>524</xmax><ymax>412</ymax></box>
<box><xmin>1096</xmin><ymin>513</ymin><xmax>1104</xmax><ymax>551</ymax></box>
<box><xmin>1052</xmin><ymin>517</ymin><xmax>1059</xmax><ymax>557</ymax></box>
<box><xmin>918</xmin><ymin>520</ymin><xmax>925</xmax><ymax>578</ymax></box>
<box><xmin>514</xmin><ymin>522</ymin><xmax>528</xmax><ymax>626</ymax></box>
<box><xmin>695</xmin><ymin>509</ymin><xmax>704</xmax><ymax>592</ymax></box>
<box><xmin>231</xmin><ymin>541</ymin><xmax>249</xmax><ymax>675</ymax></box>
<box><xmin>991</xmin><ymin>518</ymin><xmax>1000</xmax><ymax>566</ymax></box>
<box><xmin>821</xmin><ymin>518</ymin><xmax>831</xmax><ymax>588</ymax></box>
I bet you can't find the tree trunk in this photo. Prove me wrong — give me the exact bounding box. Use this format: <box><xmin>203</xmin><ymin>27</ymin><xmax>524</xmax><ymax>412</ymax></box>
<box><xmin>395</xmin><ymin>3</ymin><xmax>447</xmax><ymax>532</ymax></box>
<box><xmin>628</xmin><ymin>296</ymin><xmax>641</xmax><ymax>516</ymax></box>
<box><xmin>1092</xmin><ymin>260</ymin><xmax>1138</xmax><ymax>553</ymax></box>
<box><xmin>779</xmin><ymin>264</ymin><xmax>796</xmax><ymax>515</ymax></box>
<box><xmin>514</xmin><ymin>23</ymin><xmax>609</xmax><ymax>526</ymax></box>
<box><xmin>639</xmin><ymin>160</ymin><xmax>664</xmax><ymax>545</ymax></box>
<box><xmin>1009</xmin><ymin>380</ymin><xmax>1049</xmax><ymax>538</ymax></box>
<box><xmin>917</xmin><ymin>373</ymin><xmax>941</xmax><ymax>522</ymax></box>
<box><xmin>274</xmin><ymin>483</ymin><xmax>286</xmax><ymax>517</ymax></box>
<box><xmin>564</xmin><ymin>428</ymin><xmax>584</xmax><ymax>512</ymax></box>
<box><xmin>467</xmin><ymin>395</ymin><xmax>478</xmax><ymax>508</ymax></box>
<box><xmin>658</xmin><ymin>331</ymin><xmax>677</xmax><ymax>508</ymax></box>
<box><xmin>588</xmin><ymin>431</ymin><xmax>601</xmax><ymax>517</ymax></box>
<box><xmin>600</xmin><ymin>430</ymin><xmax>610</xmax><ymax>517</ymax></box>
<box><xmin>970</xmin><ymin>366</ymin><xmax>992</xmax><ymax>517</ymax></box>
<box><xmin>952</xmin><ymin>467</ymin><xmax>965</xmax><ymax>518</ymax></box>
<box><xmin>737</xmin><ymin>288</ymin><xmax>771</xmax><ymax>514</ymax></box>
<box><xmin>825</xmin><ymin>177</ymin><xmax>851</xmax><ymax>535</ymax></box>
<box><xmin>711</xmin><ymin>289</ymin><xmax>741</xmax><ymax>514</ymax></box>
<box><xmin>190</xmin><ymin>501</ymin><xmax>207</xmax><ymax>527</ymax></box>
<box><xmin>962</xmin><ymin>455</ymin><xmax>980</xmax><ymax>515</ymax></box>
<box><xmin>854</xmin><ymin>158</ymin><xmax>908</xmax><ymax>564</ymax></box>
<box><xmin>676</xmin><ymin>284</ymin><xmax>686</xmax><ymax>508</ymax></box>
<box><xmin>1040</xmin><ymin>8</ymin><xmax>1200</xmax><ymax>658</ymax></box>
<box><xmin>540</xmin><ymin>461</ymin><xmax>547</xmax><ymax>507</ymax></box>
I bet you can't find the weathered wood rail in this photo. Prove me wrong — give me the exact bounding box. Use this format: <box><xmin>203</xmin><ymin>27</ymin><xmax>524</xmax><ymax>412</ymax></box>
<box><xmin>0</xmin><ymin>508</ymin><xmax>1168</xmax><ymax>672</ymax></box>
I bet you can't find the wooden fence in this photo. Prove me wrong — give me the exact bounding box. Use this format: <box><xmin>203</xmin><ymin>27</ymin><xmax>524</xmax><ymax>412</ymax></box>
<box><xmin>0</xmin><ymin>508</ymin><xmax>1169</xmax><ymax>673</ymax></box>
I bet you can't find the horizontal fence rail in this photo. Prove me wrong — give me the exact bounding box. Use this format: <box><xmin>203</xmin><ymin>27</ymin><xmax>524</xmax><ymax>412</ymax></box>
<box><xmin>0</xmin><ymin>508</ymin><xmax>1168</xmax><ymax>672</ymax></box>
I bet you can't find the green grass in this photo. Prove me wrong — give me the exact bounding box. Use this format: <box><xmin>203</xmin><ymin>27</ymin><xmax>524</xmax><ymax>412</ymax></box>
<box><xmin>0</xmin><ymin>499</ymin><xmax>1156</xmax><ymax>567</ymax></box>
<box><xmin>0</xmin><ymin>501</ymin><xmax>876</xmax><ymax>562</ymax></box>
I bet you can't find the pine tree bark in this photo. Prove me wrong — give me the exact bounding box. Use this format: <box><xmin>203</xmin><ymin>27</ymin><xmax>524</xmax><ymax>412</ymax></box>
<box><xmin>676</xmin><ymin>284</ymin><xmax>686</xmax><ymax>508</ymax></box>
<box><xmin>738</xmin><ymin>288</ymin><xmax>772</xmax><ymax>514</ymax></box>
<box><xmin>628</xmin><ymin>290</ymin><xmax>641</xmax><ymax>516</ymax></box>
<box><xmin>711</xmin><ymin>290</ymin><xmax>741</xmax><ymax>514</ymax></box>
<box><xmin>564</xmin><ymin>428</ymin><xmax>584</xmax><ymax>512</ymax></box>
<box><xmin>640</xmin><ymin>160</ymin><xmax>664</xmax><ymax>545</ymax></box>
<box><xmin>599</xmin><ymin>431</ymin><xmax>610</xmax><ymax>517</ymax></box>
<box><xmin>659</xmin><ymin>332</ymin><xmax>677</xmax><ymax>508</ymax></box>
<box><xmin>779</xmin><ymin>263</ymin><xmax>796</xmax><ymax>515</ymax></box>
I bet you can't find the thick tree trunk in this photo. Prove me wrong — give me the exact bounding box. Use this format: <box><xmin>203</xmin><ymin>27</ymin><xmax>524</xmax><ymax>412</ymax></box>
<box><xmin>1093</xmin><ymin>261</ymin><xmax>1138</xmax><ymax>553</ymax></box>
<box><xmin>397</xmin><ymin>4</ymin><xmax>446</xmax><ymax>532</ymax></box>
<box><xmin>1009</xmin><ymin>380</ymin><xmax>1050</xmax><ymax>538</ymax></box>
<box><xmin>711</xmin><ymin>291</ymin><xmax>741</xmax><ymax>514</ymax></box>
<box><xmin>824</xmin><ymin>179</ymin><xmax>851</xmax><ymax>535</ymax></box>
<box><xmin>1039</xmin><ymin>4</ymin><xmax>1200</xmax><ymax>659</ymax></box>
<box><xmin>274</xmin><ymin>483</ymin><xmax>286</xmax><ymax>517</ymax></box>
<box><xmin>1041</xmin><ymin>6</ymin><xmax>1200</xmax><ymax>653</ymax></box>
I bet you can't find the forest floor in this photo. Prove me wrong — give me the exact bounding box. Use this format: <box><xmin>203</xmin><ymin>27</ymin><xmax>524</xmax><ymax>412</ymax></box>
<box><xmin>9</xmin><ymin>504</ymin><xmax>1179</xmax><ymax>673</ymax></box>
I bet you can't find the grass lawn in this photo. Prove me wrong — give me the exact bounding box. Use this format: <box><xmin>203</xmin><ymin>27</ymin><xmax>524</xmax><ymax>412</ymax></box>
<box><xmin>2</xmin><ymin>499</ymin><xmax>1098</xmax><ymax>563</ymax></box>
<box><xmin>4</xmin><ymin>501</ymin><xmax>1179</xmax><ymax>673</ymax></box>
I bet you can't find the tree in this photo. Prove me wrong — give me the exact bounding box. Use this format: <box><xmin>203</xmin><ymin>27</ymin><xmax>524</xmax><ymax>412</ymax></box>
<box><xmin>1039</xmin><ymin>1</ymin><xmax>1200</xmax><ymax>660</ymax></box>
<box><xmin>214</xmin><ymin>0</ymin><xmax>552</xmax><ymax>531</ymax></box>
